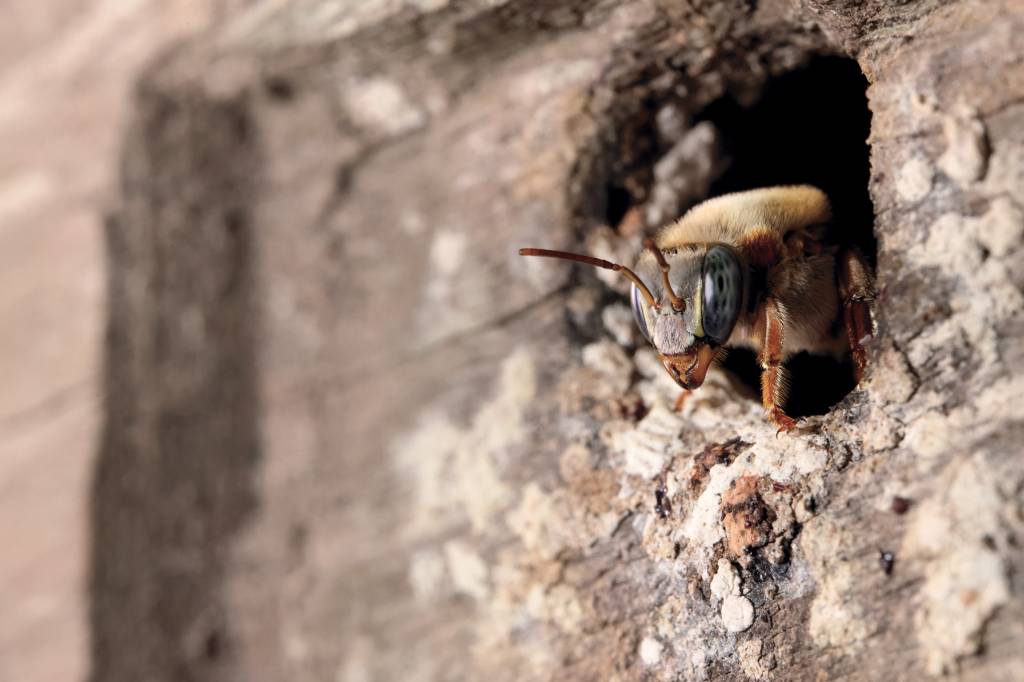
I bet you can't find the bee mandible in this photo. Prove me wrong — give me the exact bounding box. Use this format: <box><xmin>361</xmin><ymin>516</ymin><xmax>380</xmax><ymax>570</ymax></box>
<box><xmin>520</xmin><ymin>185</ymin><xmax>875</xmax><ymax>432</ymax></box>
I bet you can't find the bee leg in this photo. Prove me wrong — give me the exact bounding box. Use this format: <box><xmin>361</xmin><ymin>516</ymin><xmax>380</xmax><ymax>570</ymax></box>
<box><xmin>759</xmin><ymin>298</ymin><xmax>797</xmax><ymax>433</ymax></box>
<box><xmin>838</xmin><ymin>249</ymin><xmax>876</xmax><ymax>382</ymax></box>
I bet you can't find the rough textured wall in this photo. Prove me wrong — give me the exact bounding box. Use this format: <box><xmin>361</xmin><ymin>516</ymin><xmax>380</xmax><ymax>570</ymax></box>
<box><xmin>92</xmin><ymin>1</ymin><xmax>1024</xmax><ymax>681</ymax></box>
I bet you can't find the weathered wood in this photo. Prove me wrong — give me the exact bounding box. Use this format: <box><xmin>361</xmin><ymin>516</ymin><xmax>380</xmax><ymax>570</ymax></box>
<box><xmin>92</xmin><ymin>1</ymin><xmax>1024</xmax><ymax>680</ymax></box>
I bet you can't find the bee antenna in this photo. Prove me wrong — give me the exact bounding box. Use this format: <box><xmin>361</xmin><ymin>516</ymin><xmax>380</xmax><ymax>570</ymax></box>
<box><xmin>519</xmin><ymin>247</ymin><xmax>660</xmax><ymax>311</ymax></box>
<box><xmin>643</xmin><ymin>238</ymin><xmax>685</xmax><ymax>311</ymax></box>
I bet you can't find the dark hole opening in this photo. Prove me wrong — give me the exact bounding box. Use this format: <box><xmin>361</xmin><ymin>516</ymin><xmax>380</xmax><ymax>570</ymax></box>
<box><xmin>694</xmin><ymin>55</ymin><xmax>875</xmax><ymax>417</ymax></box>
<box><xmin>605</xmin><ymin>183</ymin><xmax>634</xmax><ymax>226</ymax></box>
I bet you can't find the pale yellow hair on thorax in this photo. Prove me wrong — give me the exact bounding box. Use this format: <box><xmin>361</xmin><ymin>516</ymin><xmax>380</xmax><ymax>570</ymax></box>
<box><xmin>655</xmin><ymin>185</ymin><xmax>832</xmax><ymax>248</ymax></box>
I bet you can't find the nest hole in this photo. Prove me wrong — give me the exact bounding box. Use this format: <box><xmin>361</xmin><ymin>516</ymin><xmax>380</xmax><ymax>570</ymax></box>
<box><xmin>589</xmin><ymin>55</ymin><xmax>875</xmax><ymax>418</ymax></box>
<box><xmin>696</xmin><ymin>56</ymin><xmax>875</xmax><ymax>263</ymax></box>
<box><xmin>696</xmin><ymin>56</ymin><xmax>874</xmax><ymax>417</ymax></box>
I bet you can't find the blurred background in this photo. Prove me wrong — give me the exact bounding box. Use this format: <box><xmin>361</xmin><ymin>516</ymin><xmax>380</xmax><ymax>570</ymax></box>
<box><xmin>0</xmin><ymin>3</ymin><xmax>248</xmax><ymax>679</ymax></box>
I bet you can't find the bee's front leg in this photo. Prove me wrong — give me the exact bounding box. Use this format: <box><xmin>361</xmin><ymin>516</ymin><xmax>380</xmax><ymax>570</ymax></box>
<box><xmin>838</xmin><ymin>249</ymin><xmax>876</xmax><ymax>382</ymax></box>
<box><xmin>758</xmin><ymin>298</ymin><xmax>797</xmax><ymax>433</ymax></box>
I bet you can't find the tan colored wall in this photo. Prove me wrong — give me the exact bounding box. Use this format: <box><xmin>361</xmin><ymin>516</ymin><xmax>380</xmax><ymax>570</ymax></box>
<box><xmin>0</xmin><ymin>3</ymin><xmax>238</xmax><ymax>679</ymax></box>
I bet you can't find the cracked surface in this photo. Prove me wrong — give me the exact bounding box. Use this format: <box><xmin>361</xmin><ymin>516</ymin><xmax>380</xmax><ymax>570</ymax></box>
<box><xmin>92</xmin><ymin>1</ymin><xmax>1024</xmax><ymax>681</ymax></box>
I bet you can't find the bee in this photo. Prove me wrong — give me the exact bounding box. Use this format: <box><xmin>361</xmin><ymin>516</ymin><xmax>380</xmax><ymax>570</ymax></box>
<box><xmin>520</xmin><ymin>185</ymin><xmax>875</xmax><ymax>432</ymax></box>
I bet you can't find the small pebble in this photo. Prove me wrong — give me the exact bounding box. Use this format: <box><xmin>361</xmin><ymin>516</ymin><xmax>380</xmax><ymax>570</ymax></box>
<box><xmin>639</xmin><ymin>637</ymin><xmax>664</xmax><ymax>666</ymax></box>
<box><xmin>721</xmin><ymin>594</ymin><xmax>755</xmax><ymax>633</ymax></box>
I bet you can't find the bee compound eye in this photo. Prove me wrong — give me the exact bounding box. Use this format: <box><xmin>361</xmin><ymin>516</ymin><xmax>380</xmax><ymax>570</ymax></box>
<box><xmin>702</xmin><ymin>246</ymin><xmax>742</xmax><ymax>344</ymax></box>
<box><xmin>631</xmin><ymin>283</ymin><xmax>653</xmax><ymax>343</ymax></box>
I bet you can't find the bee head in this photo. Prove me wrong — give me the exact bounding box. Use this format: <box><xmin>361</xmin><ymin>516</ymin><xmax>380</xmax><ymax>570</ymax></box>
<box><xmin>518</xmin><ymin>240</ymin><xmax>745</xmax><ymax>391</ymax></box>
<box><xmin>631</xmin><ymin>241</ymin><xmax>745</xmax><ymax>390</ymax></box>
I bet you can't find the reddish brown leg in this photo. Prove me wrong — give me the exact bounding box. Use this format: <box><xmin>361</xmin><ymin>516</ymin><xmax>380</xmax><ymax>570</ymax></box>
<box><xmin>838</xmin><ymin>249</ymin><xmax>876</xmax><ymax>382</ymax></box>
<box><xmin>758</xmin><ymin>298</ymin><xmax>796</xmax><ymax>433</ymax></box>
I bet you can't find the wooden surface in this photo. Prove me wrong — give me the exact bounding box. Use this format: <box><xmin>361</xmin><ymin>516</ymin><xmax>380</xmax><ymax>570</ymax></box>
<box><xmin>25</xmin><ymin>0</ymin><xmax>1024</xmax><ymax>681</ymax></box>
